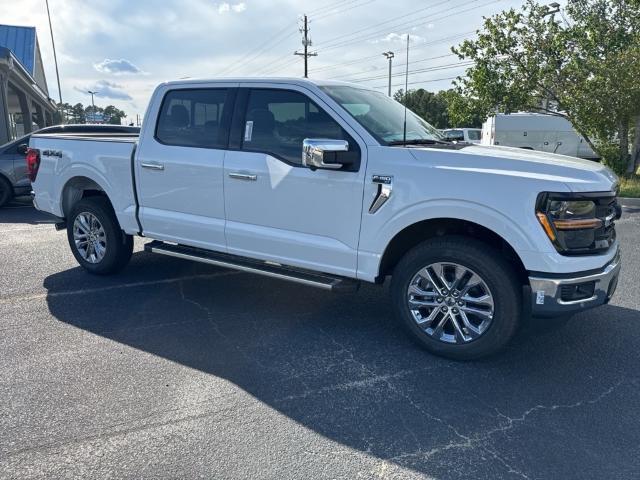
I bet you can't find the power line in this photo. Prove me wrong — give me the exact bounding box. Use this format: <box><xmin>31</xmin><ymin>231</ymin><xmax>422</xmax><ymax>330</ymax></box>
<box><xmin>327</xmin><ymin>52</ymin><xmax>459</xmax><ymax>80</ymax></box>
<box><xmin>339</xmin><ymin>61</ymin><xmax>474</xmax><ymax>83</ymax></box>
<box><xmin>372</xmin><ymin>75</ymin><xmax>459</xmax><ymax>90</ymax></box>
<box><xmin>314</xmin><ymin>0</ymin><xmax>452</xmax><ymax>50</ymax></box>
<box><xmin>315</xmin><ymin>0</ymin><xmax>498</xmax><ymax>53</ymax></box>
<box><xmin>240</xmin><ymin>1</ymin><xmax>379</xmax><ymax>76</ymax></box>
<box><xmin>218</xmin><ymin>23</ymin><xmax>297</xmax><ymax>76</ymax></box>
<box><xmin>309</xmin><ymin>54</ymin><xmax>383</xmax><ymax>74</ymax></box>
<box><xmin>312</xmin><ymin>0</ymin><xmax>378</xmax><ymax>22</ymax></box>
<box><xmin>306</xmin><ymin>0</ymin><xmax>362</xmax><ymax>16</ymax></box>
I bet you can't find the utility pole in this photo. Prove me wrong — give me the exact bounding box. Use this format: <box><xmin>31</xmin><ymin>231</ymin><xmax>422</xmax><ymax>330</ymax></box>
<box><xmin>45</xmin><ymin>0</ymin><xmax>64</xmax><ymax>123</ymax></box>
<box><xmin>294</xmin><ymin>15</ymin><xmax>317</xmax><ymax>78</ymax></box>
<box><xmin>382</xmin><ymin>51</ymin><xmax>394</xmax><ymax>96</ymax></box>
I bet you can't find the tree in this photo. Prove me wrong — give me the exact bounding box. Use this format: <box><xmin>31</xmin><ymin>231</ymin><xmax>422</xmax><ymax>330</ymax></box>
<box><xmin>70</xmin><ymin>103</ymin><xmax>86</xmax><ymax>124</ymax></box>
<box><xmin>103</xmin><ymin>105</ymin><xmax>126</xmax><ymax>125</ymax></box>
<box><xmin>394</xmin><ymin>88</ymin><xmax>479</xmax><ymax>129</ymax></box>
<box><xmin>451</xmin><ymin>0</ymin><xmax>640</xmax><ymax>174</ymax></box>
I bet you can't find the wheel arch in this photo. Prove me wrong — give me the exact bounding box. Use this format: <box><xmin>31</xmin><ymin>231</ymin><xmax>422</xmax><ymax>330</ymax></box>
<box><xmin>377</xmin><ymin>218</ymin><xmax>528</xmax><ymax>284</ymax></box>
<box><xmin>60</xmin><ymin>175</ymin><xmax>112</xmax><ymax>219</ymax></box>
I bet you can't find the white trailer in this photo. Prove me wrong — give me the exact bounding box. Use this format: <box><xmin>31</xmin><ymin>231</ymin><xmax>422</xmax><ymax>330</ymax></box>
<box><xmin>481</xmin><ymin>113</ymin><xmax>599</xmax><ymax>160</ymax></box>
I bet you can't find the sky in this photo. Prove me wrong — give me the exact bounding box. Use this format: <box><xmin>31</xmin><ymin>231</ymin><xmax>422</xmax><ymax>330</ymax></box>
<box><xmin>1</xmin><ymin>0</ymin><xmax>532</xmax><ymax>124</ymax></box>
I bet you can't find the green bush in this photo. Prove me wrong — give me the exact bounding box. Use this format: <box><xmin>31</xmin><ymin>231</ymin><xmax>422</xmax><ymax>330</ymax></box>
<box><xmin>595</xmin><ymin>142</ymin><xmax>629</xmax><ymax>175</ymax></box>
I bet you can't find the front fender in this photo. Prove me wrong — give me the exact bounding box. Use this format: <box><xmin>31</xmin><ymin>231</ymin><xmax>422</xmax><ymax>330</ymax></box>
<box><xmin>357</xmin><ymin>199</ymin><xmax>550</xmax><ymax>282</ymax></box>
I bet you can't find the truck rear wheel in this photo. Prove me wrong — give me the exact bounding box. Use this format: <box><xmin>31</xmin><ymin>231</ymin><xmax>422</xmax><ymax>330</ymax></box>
<box><xmin>390</xmin><ymin>235</ymin><xmax>522</xmax><ymax>360</ymax></box>
<box><xmin>67</xmin><ymin>197</ymin><xmax>133</xmax><ymax>275</ymax></box>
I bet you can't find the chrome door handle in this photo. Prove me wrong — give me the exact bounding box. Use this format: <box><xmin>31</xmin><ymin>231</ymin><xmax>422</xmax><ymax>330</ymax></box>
<box><xmin>229</xmin><ymin>172</ymin><xmax>257</xmax><ymax>181</ymax></box>
<box><xmin>141</xmin><ymin>162</ymin><xmax>164</xmax><ymax>171</ymax></box>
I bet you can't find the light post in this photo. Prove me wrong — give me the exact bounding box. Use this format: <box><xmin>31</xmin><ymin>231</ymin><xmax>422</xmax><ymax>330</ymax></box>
<box><xmin>382</xmin><ymin>51</ymin><xmax>394</xmax><ymax>97</ymax></box>
<box><xmin>87</xmin><ymin>90</ymin><xmax>98</xmax><ymax>122</ymax></box>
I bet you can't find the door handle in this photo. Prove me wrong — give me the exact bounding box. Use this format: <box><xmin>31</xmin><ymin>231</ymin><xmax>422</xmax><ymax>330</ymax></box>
<box><xmin>229</xmin><ymin>172</ymin><xmax>257</xmax><ymax>181</ymax></box>
<box><xmin>141</xmin><ymin>162</ymin><xmax>165</xmax><ymax>171</ymax></box>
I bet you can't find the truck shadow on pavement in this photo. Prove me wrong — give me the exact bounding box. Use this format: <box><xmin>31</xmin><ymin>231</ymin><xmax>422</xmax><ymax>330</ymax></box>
<box><xmin>42</xmin><ymin>256</ymin><xmax>640</xmax><ymax>479</ymax></box>
<box><xmin>0</xmin><ymin>197</ymin><xmax>58</xmax><ymax>225</ymax></box>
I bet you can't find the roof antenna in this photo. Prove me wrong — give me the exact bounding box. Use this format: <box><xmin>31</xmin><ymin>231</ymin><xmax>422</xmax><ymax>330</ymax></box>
<box><xmin>402</xmin><ymin>34</ymin><xmax>409</xmax><ymax>146</ymax></box>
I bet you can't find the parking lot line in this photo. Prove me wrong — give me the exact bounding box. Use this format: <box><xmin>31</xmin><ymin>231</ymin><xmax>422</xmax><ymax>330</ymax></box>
<box><xmin>0</xmin><ymin>270</ymin><xmax>240</xmax><ymax>304</ymax></box>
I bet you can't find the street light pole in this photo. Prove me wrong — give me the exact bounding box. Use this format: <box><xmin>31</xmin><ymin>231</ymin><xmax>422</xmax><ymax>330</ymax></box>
<box><xmin>45</xmin><ymin>0</ymin><xmax>64</xmax><ymax>123</ymax></box>
<box><xmin>382</xmin><ymin>51</ymin><xmax>394</xmax><ymax>97</ymax></box>
<box><xmin>87</xmin><ymin>90</ymin><xmax>97</xmax><ymax>123</ymax></box>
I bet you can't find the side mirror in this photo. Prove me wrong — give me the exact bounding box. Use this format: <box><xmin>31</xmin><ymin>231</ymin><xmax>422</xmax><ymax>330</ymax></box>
<box><xmin>17</xmin><ymin>143</ymin><xmax>28</xmax><ymax>155</ymax></box>
<box><xmin>302</xmin><ymin>138</ymin><xmax>349</xmax><ymax>170</ymax></box>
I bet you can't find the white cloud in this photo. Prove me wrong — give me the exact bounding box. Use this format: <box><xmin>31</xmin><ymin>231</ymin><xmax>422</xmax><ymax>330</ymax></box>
<box><xmin>216</xmin><ymin>2</ymin><xmax>245</xmax><ymax>14</ymax></box>
<box><xmin>372</xmin><ymin>32</ymin><xmax>428</xmax><ymax>45</ymax></box>
<box><xmin>74</xmin><ymin>80</ymin><xmax>133</xmax><ymax>101</ymax></box>
<box><xmin>94</xmin><ymin>58</ymin><xmax>144</xmax><ymax>75</ymax></box>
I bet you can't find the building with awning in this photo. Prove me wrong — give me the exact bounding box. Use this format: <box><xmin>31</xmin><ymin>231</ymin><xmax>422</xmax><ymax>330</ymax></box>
<box><xmin>0</xmin><ymin>24</ymin><xmax>58</xmax><ymax>145</ymax></box>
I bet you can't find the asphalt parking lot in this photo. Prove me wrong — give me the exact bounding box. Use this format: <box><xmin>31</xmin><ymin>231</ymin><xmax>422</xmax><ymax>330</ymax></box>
<box><xmin>1</xmin><ymin>197</ymin><xmax>639</xmax><ymax>479</ymax></box>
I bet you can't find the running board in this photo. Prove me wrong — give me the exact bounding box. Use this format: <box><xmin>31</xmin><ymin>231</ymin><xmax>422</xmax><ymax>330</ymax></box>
<box><xmin>144</xmin><ymin>241</ymin><xmax>360</xmax><ymax>292</ymax></box>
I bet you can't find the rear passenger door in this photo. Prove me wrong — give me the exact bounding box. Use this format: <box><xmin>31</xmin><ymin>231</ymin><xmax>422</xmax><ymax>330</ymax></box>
<box><xmin>223</xmin><ymin>86</ymin><xmax>366</xmax><ymax>278</ymax></box>
<box><xmin>136</xmin><ymin>85</ymin><xmax>236</xmax><ymax>251</ymax></box>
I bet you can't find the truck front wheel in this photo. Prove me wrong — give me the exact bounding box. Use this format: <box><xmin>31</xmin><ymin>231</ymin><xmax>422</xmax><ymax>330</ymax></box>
<box><xmin>67</xmin><ymin>197</ymin><xmax>133</xmax><ymax>275</ymax></box>
<box><xmin>391</xmin><ymin>236</ymin><xmax>522</xmax><ymax>360</ymax></box>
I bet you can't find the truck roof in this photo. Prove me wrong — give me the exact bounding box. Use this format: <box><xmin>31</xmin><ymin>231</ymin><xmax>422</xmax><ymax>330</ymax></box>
<box><xmin>161</xmin><ymin>77</ymin><xmax>367</xmax><ymax>89</ymax></box>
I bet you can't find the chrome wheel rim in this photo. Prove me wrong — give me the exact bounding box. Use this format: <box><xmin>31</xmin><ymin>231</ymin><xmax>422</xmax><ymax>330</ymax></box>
<box><xmin>73</xmin><ymin>212</ymin><xmax>107</xmax><ymax>264</ymax></box>
<box><xmin>407</xmin><ymin>262</ymin><xmax>494</xmax><ymax>344</ymax></box>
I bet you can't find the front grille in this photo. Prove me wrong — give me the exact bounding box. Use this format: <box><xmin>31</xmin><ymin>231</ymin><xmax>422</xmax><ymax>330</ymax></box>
<box><xmin>593</xmin><ymin>196</ymin><xmax>618</xmax><ymax>251</ymax></box>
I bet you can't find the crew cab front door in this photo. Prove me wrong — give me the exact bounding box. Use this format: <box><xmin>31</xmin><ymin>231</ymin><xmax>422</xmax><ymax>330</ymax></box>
<box><xmin>135</xmin><ymin>85</ymin><xmax>236</xmax><ymax>251</ymax></box>
<box><xmin>223</xmin><ymin>86</ymin><xmax>366</xmax><ymax>278</ymax></box>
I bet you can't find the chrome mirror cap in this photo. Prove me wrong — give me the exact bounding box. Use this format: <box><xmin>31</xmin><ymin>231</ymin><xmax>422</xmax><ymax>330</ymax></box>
<box><xmin>302</xmin><ymin>138</ymin><xmax>349</xmax><ymax>170</ymax></box>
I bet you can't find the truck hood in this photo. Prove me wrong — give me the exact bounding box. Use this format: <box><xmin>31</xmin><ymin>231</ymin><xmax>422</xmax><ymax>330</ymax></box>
<box><xmin>408</xmin><ymin>144</ymin><xmax>618</xmax><ymax>193</ymax></box>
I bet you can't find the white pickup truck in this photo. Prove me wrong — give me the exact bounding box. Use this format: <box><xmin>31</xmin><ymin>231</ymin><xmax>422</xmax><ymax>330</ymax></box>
<box><xmin>29</xmin><ymin>78</ymin><xmax>622</xmax><ymax>359</ymax></box>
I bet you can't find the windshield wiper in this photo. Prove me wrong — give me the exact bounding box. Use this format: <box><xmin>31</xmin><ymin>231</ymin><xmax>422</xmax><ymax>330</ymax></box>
<box><xmin>387</xmin><ymin>138</ymin><xmax>452</xmax><ymax>146</ymax></box>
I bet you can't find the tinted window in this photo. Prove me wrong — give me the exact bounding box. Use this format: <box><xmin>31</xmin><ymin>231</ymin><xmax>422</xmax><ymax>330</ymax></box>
<box><xmin>467</xmin><ymin>129</ymin><xmax>481</xmax><ymax>141</ymax></box>
<box><xmin>242</xmin><ymin>89</ymin><xmax>354</xmax><ymax>165</ymax></box>
<box><xmin>156</xmin><ymin>89</ymin><xmax>229</xmax><ymax>148</ymax></box>
<box><xmin>444</xmin><ymin>130</ymin><xmax>464</xmax><ymax>141</ymax></box>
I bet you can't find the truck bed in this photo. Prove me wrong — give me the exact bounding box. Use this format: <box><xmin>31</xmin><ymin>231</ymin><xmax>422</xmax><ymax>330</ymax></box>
<box><xmin>29</xmin><ymin>134</ymin><xmax>140</xmax><ymax>235</ymax></box>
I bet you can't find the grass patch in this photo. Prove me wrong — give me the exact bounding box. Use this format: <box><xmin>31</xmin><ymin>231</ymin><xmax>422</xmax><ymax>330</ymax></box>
<box><xmin>619</xmin><ymin>175</ymin><xmax>640</xmax><ymax>198</ymax></box>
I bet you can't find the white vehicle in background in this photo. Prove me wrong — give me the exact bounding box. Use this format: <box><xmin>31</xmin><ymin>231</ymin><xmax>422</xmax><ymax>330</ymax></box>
<box><xmin>482</xmin><ymin>113</ymin><xmax>599</xmax><ymax>160</ymax></box>
<box><xmin>441</xmin><ymin>128</ymin><xmax>482</xmax><ymax>144</ymax></box>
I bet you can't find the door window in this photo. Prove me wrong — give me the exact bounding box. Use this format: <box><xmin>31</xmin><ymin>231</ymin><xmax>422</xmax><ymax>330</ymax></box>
<box><xmin>156</xmin><ymin>89</ymin><xmax>229</xmax><ymax>148</ymax></box>
<box><xmin>241</xmin><ymin>89</ymin><xmax>357</xmax><ymax>166</ymax></box>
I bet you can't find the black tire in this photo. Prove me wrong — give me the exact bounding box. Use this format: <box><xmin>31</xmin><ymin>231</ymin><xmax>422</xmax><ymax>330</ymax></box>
<box><xmin>66</xmin><ymin>197</ymin><xmax>133</xmax><ymax>275</ymax></box>
<box><xmin>390</xmin><ymin>235</ymin><xmax>522</xmax><ymax>360</ymax></box>
<box><xmin>0</xmin><ymin>176</ymin><xmax>13</xmax><ymax>207</ymax></box>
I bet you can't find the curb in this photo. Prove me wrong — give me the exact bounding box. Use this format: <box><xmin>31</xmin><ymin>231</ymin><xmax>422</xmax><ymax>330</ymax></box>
<box><xmin>619</xmin><ymin>197</ymin><xmax>640</xmax><ymax>208</ymax></box>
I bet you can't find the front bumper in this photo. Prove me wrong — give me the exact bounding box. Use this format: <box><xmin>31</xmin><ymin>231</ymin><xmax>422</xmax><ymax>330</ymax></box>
<box><xmin>528</xmin><ymin>249</ymin><xmax>621</xmax><ymax>317</ymax></box>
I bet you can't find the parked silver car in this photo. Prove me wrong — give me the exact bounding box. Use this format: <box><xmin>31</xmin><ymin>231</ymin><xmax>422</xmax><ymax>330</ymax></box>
<box><xmin>0</xmin><ymin>124</ymin><xmax>139</xmax><ymax>207</ymax></box>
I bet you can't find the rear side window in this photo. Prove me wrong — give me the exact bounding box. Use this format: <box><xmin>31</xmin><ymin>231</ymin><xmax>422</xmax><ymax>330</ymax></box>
<box><xmin>241</xmin><ymin>89</ymin><xmax>356</xmax><ymax>166</ymax></box>
<box><xmin>467</xmin><ymin>129</ymin><xmax>481</xmax><ymax>141</ymax></box>
<box><xmin>156</xmin><ymin>89</ymin><xmax>229</xmax><ymax>148</ymax></box>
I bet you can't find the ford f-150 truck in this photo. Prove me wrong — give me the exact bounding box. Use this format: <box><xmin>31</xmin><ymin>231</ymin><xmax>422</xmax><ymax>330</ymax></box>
<box><xmin>28</xmin><ymin>78</ymin><xmax>622</xmax><ymax>359</ymax></box>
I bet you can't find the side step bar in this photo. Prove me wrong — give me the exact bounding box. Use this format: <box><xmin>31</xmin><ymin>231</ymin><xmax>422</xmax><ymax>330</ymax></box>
<box><xmin>144</xmin><ymin>241</ymin><xmax>360</xmax><ymax>292</ymax></box>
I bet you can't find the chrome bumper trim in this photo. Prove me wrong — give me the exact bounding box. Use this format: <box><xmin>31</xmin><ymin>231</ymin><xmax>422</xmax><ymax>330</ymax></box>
<box><xmin>528</xmin><ymin>249</ymin><xmax>621</xmax><ymax>317</ymax></box>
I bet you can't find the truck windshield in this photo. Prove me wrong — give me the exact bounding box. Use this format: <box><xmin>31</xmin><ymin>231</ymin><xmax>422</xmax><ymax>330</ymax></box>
<box><xmin>320</xmin><ymin>85</ymin><xmax>445</xmax><ymax>145</ymax></box>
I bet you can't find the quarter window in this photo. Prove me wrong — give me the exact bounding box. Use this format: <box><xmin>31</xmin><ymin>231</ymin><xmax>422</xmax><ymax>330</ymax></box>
<box><xmin>156</xmin><ymin>89</ymin><xmax>229</xmax><ymax>148</ymax></box>
<box><xmin>241</xmin><ymin>89</ymin><xmax>356</xmax><ymax>166</ymax></box>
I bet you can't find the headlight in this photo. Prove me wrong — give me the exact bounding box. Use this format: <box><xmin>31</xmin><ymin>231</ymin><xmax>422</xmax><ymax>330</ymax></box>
<box><xmin>536</xmin><ymin>192</ymin><xmax>619</xmax><ymax>255</ymax></box>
